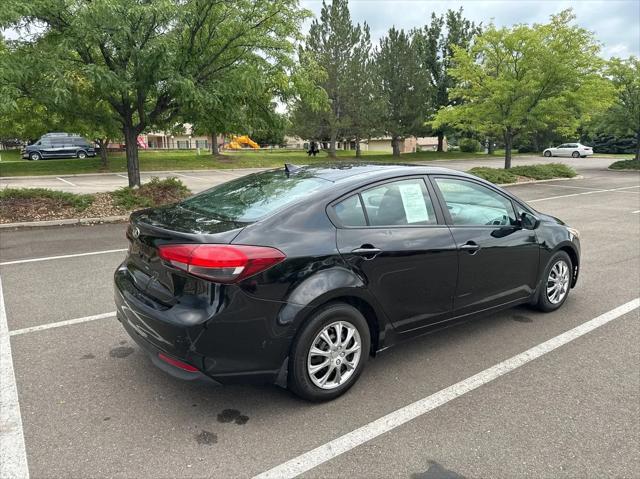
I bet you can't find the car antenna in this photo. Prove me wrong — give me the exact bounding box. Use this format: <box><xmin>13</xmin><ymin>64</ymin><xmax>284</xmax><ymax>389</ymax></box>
<box><xmin>284</xmin><ymin>163</ymin><xmax>302</xmax><ymax>175</ymax></box>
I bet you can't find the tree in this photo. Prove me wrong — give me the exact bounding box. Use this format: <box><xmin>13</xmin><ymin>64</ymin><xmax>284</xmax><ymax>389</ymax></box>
<box><xmin>433</xmin><ymin>10</ymin><xmax>613</xmax><ymax>168</ymax></box>
<box><xmin>303</xmin><ymin>0</ymin><xmax>363</xmax><ymax>157</ymax></box>
<box><xmin>418</xmin><ymin>9</ymin><xmax>480</xmax><ymax>151</ymax></box>
<box><xmin>342</xmin><ymin>24</ymin><xmax>384</xmax><ymax>157</ymax></box>
<box><xmin>4</xmin><ymin>0</ymin><xmax>306</xmax><ymax>186</ymax></box>
<box><xmin>376</xmin><ymin>27</ymin><xmax>431</xmax><ymax>156</ymax></box>
<box><xmin>600</xmin><ymin>57</ymin><xmax>640</xmax><ymax>160</ymax></box>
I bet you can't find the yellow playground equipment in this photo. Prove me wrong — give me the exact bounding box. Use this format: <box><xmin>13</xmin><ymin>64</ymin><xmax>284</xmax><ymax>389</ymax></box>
<box><xmin>227</xmin><ymin>135</ymin><xmax>259</xmax><ymax>149</ymax></box>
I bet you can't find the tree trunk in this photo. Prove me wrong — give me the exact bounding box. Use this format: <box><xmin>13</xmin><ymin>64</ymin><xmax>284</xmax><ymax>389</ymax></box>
<box><xmin>211</xmin><ymin>128</ymin><xmax>219</xmax><ymax>155</ymax></box>
<box><xmin>355</xmin><ymin>137</ymin><xmax>361</xmax><ymax>158</ymax></box>
<box><xmin>97</xmin><ymin>138</ymin><xmax>109</xmax><ymax>168</ymax></box>
<box><xmin>329</xmin><ymin>130</ymin><xmax>337</xmax><ymax>158</ymax></box>
<box><xmin>504</xmin><ymin>131</ymin><xmax>513</xmax><ymax>169</ymax></box>
<box><xmin>392</xmin><ymin>136</ymin><xmax>401</xmax><ymax>157</ymax></box>
<box><xmin>123</xmin><ymin>124</ymin><xmax>141</xmax><ymax>188</ymax></box>
<box><xmin>437</xmin><ymin>131</ymin><xmax>444</xmax><ymax>152</ymax></box>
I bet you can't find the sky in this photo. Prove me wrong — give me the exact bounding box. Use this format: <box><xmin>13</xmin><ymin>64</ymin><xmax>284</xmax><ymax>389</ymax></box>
<box><xmin>300</xmin><ymin>0</ymin><xmax>640</xmax><ymax>58</ymax></box>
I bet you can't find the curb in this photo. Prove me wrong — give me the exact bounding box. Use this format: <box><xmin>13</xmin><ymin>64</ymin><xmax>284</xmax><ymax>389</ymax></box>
<box><xmin>497</xmin><ymin>175</ymin><xmax>584</xmax><ymax>187</ymax></box>
<box><xmin>0</xmin><ymin>215</ymin><xmax>128</xmax><ymax>229</ymax></box>
<box><xmin>607</xmin><ymin>168</ymin><xmax>639</xmax><ymax>172</ymax></box>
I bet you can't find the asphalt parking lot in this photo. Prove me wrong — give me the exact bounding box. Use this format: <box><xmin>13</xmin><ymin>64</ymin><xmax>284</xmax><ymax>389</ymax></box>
<box><xmin>1</xmin><ymin>167</ymin><xmax>639</xmax><ymax>478</ymax></box>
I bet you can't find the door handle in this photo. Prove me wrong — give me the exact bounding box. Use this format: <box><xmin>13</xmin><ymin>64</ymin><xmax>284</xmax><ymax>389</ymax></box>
<box><xmin>351</xmin><ymin>245</ymin><xmax>382</xmax><ymax>260</ymax></box>
<box><xmin>460</xmin><ymin>241</ymin><xmax>480</xmax><ymax>254</ymax></box>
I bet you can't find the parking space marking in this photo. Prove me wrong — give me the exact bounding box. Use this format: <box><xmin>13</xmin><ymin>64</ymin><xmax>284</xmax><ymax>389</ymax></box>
<box><xmin>9</xmin><ymin>311</ymin><xmax>115</xmax><ymax>337</ymax></box>
<box><xmin>529</xmin><ymin>185</ymin><xmax>639</xmax><ymax>203</ymax></box>
<box><xmin>529</xmin><ymin>183</ymin><xmax>605</xmax><ymax>191</ymax></box>
<box><xmin>632</xmin><ymin>210</ymin><xmax>639</xmax><ymax>214</ymax></box>
<box><xmin>56</xmin><ymin>177</ymin><xmax>77</xmax><ymax>187</ymax></box>
<box><xmin>174</xmin><ymin>173</ymin><xmax>207</xmax><ymax>181</ymax></box>
<box><xmin>0</xmin><ymin>248</ymin><xmax>127</xmax><ymax>266</ymax></box>
<box><xmin>116</xmin><ymin>174</ymin><xmax>128</xmax><ymax>179</ymax></box>
<box><xmin>254</xmin><ymin>298</ymin><xmax>640</xmax><ymax>479</ymax></box>
<box><xmin>0</xmin><ymin>275</ymin><xmax>30</xmax><ymax>479</ymax></box>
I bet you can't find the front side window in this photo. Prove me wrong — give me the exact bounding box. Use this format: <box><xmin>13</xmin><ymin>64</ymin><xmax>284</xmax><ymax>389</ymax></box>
<box><xmin>361</xmin><ymin>178</ymin><xmax>436</xmax><ymax>226</ymax></box>
<box><xmin>435</xmin><ymin>177</ymin><xmax>517</xmax><ymax>226</ymax></box>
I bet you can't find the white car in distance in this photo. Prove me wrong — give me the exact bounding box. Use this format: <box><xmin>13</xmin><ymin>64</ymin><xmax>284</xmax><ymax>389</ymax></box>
<box><xmin>543</xmin><ymin>143</ymin><xmax>594</xmax><ymax>158</ymax></box>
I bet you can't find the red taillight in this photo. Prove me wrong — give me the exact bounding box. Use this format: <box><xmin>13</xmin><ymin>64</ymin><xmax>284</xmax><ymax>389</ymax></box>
<box><xmin>158</xmin><ymin>353</ymin><xmax>199</xmax><ymax>372</ymax></box>
<box><xmin>157</xmin><ymin>244</ymin><xmax>286</xmax><ymax>283</ymax></box>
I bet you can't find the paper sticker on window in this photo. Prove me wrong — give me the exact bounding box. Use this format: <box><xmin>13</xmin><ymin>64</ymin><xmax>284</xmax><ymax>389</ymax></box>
<box><xmin>398</xmin><ymin>183</ymin><xmax>429</xmax><ymax>223</ymax></box>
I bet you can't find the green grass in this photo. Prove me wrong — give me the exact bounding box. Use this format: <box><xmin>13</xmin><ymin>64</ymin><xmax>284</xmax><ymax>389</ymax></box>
<box><xmin>0</xmin><ymin>187</ymin><xmax>94</xmax><ymax>210</ymax></box>
<box><xmin>609</xmin><ymin>158</ymin><xmax>640</xmax><ymax>170</ymax></box>
<box><xmin>111</xmin><ymin>177</ymin><xmax>191</xmax><ymax>209</ymax></box>
<box><xmin>469</xmin><ymin>163</ymin><xmax>577</xmax><ymax>184</ymax></box>
<box><xmin>0</xmin><ymin>148</ymin><xmax>506</xmax><ymax>177</ymax></box>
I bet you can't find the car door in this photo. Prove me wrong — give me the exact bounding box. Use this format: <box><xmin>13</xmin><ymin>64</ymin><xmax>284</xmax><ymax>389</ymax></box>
<box><xmin>333</xmin><ymin>177</ymin><xmax>458</xmax><ymax>332</ymax></box>
<box><xmin>557</xmin><ymin>144</ymin><xmax>571</xmax><ymax>157</ymax></box>
<box><xmin>431</xmin><ymin>176</ymin><xmax>540</xmax><ymax>317</ymax></box>
<box><xmin>39</xmin><ymin>138</ymin><xmax>55</xmax><ymax>158</ymax></box>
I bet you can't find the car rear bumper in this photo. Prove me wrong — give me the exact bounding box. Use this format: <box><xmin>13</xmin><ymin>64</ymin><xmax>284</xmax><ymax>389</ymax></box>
<box><xmin>114</xmin><ymin>264</ymin><xmax>291</xmax><ymax>386</ymax></box>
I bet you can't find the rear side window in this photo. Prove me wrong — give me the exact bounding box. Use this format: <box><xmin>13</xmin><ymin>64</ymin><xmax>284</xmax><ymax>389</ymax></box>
<box><xmin>334</xmin><ymin>195</ymin><xmax>366</xmax><ymax>226</ymax></box>
<box><xmin>362</xmin><ymin>179</ymin><xmax>436</xmax><ymax>226</ymax></box>
<box><xmin>181</xmin><ymin>170</ymin><xmax>330</xmax><ymax>222</ymax></box>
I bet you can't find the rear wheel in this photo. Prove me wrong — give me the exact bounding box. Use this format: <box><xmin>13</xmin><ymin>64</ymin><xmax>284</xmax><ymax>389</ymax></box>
<box><xmin>571</xmin><ymin>151</ymin><xmax>580</xmax><ymax>158</ymax></box>
<box><xmin>535</xmin><ymin>251</ymin><xmax>572</xmax><ymax>312</ymax></box>
<box><xmin>29</xmin><ymin>151</ymin><xmax>42</xmax><ymax>161</ymax></box>
<box><xmin>77</xmin><ymin>150</ymin><xmax>87</xmax><ymax>159</ymax></box>
<box><xmin>288</xmin><ymin>303</ymin><xmax>370</xmax><ymax>401</ymax></box>
<box><xmin>543</xmin><ymin>151</ymin><xmax>552</xmax><ymax>157</ymax></box>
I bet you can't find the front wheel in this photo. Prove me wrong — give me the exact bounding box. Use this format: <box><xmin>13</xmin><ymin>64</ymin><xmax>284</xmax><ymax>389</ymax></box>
<box><xmin>535</xmin><ymin>251</ymin><xmax>573</xmax><ymax>312</ymax></box>
<box><xmin>29</xmin><ymin>151</ymin><xmax>42</xmax><ymax>161</ymax></box>
<box><xmin>571</xmin><ymin>151</ymin><xmax>580</xmax><ymax>158</ymax></box>
<box><xmin>288</xmin><ymin>303</ymin><xmax>370</xmax><ymax>401</ymax></box>
<box><xmin>543</xmin><ymin>151</ymin><xmax>552</xmax><ymax>157</ymax></box>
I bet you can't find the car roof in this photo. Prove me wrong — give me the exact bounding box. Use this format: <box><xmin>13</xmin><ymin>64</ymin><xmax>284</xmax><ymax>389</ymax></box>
<box><xmin>288</xmin><ymin>163</ymin><xmax>475</xmax><ymax>183</ymax></box>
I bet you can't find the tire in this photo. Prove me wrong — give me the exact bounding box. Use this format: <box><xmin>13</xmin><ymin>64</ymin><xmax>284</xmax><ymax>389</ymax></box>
<box><xmin>534</xmin><ymin>251</ymin><xmax>573</xmax><ymax>312</ymax></box>
<box><xmin>77</xmin><ymin>150</ymin><xmax>87</xmax><ymax>159</ymax></box>
<box><xmin>571</xmin><ymin>151</ymin><xmax>580</xmax><ymax>158</ymax></box>
<box><xmin>29</xmin><ymin>151</ymin><xmax>42</xmax><ymax>161</ymax></box>
<box><xmin>288</xmin><ymin>302</ymin><xmax>371</xmax><ymax>401</ymax></box>
<box><xmin>543</xmin><ymin>151</ymin><xmax>552</xmax><ymax>157</ymax></box>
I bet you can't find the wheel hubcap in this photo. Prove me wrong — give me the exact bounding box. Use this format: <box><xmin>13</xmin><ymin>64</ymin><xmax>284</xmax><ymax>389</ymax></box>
<box><xmin>547</xmin><ymin>260</ymin><xmax>570</xmax><ymax>304</ymax></box>
<box><xmin>307</xmin><ymin>321</ymin><xmax>361</xmax><ymax>390</ymax></box>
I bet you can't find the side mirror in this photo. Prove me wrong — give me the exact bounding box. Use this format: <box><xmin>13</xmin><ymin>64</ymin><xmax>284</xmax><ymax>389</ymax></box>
<box><xmin>521</xmin><ymin>212</ymin><xmax>540</xmax><ymax>230</ymax></box>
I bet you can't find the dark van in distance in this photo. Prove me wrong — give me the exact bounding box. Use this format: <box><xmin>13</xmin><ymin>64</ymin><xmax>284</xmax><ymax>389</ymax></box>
<box><xmin>22</xmin><ymin>133</ymin><xmax>96</xmax><ymax>160</ymax></box>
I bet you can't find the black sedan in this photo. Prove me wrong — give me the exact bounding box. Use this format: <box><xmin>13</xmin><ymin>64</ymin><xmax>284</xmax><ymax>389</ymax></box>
<box><xmin>114</xmin><ymin>164</ymin><xmax>580</xmax><ymax>401</ymax></box>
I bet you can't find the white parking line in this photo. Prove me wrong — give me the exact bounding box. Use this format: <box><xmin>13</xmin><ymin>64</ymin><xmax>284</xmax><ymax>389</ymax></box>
<box><xmin>254</xmin><ymin>298</ymin><xmax>640</xmax><ymax>479</ymax></box>
<box><xmin>173</xmin><ymin>173</ymin><xmax>207</xmax><ymax>181</ymax></box>
<box><xmin>529</xmin><ymin>185</ymin><xmax>639</xmax><ymax>203</ymax></box>
<box><xmin>0</xmin><ymin>249</ymin><xmax>127</xmax><ymax>266</ymax></box>
<box><xmin>56</xmin><ymin>177</ymin><xmax>76</xmax><ymax>187</ymax></box>
<box><xmin>9</xmin><ymin>312</ymin><xmax>116</xmax><ymax>337</ymax></box>
<box><xmin>0</xmin><ymin>275</ymin><xmax>30</xmax><ymax>479</ymax></box>
<box><xmin>529</xmin><ymin>183</ymin><xmax>605</xmax><ymax>191</ymax></box>
<box><xmin>632</xmin><ymin>210</ymin><xmax>640</xmax><ymax>214</ymax></box>
<box><xmin>116</xmin><ymin>174</ymin><xmax>128</xmax><ymax>179</ymax></box>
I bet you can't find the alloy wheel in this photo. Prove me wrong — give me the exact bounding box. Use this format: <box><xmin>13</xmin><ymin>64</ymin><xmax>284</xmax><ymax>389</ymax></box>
<box><xmin>547</xmin><ymin>260</ymin><xmax>570</xmax><ymax>304</ymax></box>
<box><xmin>307</xmin><ymin>321</ymin><xmax>362</xmax><ymax>390</ymax></box>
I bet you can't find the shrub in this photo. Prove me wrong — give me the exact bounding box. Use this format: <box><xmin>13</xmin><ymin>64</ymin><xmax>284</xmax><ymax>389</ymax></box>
<box><xmin>112</xmin><ymin>177</ymin><xmax>191</xmax><ymax>209</ymax></box>
<box><xmin>468</xmin><ymin>167</ymin><xmax>518</xmax><ymax>184</ymax></box>
<box><xmin>0</xmin><ymin>188</ymin><xmax>94</xmax><ymax>210</ymax></box>
<box><xmin>609</xmin><ymin>158</ymin><xmax>639</xmax><ymax>170</ymax></box>
<box><xmin>510</xmin><ymin>163</ymin><xmax>576</xmax><ymax>180</ymax></box>
<box><xmin>459</xmin><ymin>138</ymin><xmax>482</xmax><ymax>153</ymax></box>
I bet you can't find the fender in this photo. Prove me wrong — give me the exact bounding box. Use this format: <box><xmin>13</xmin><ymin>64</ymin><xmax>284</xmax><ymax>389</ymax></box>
<box><xmin>276</xmin><ymin>266</ymin><xmax>393</xmax><ymax>340</ymax></box>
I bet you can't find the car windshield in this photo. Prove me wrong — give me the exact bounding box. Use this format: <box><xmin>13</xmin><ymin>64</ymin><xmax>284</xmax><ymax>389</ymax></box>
<box><xmin>180</xmin><ymin>169</ymin><xmax>330</xmax><ymax>222</ymax></box>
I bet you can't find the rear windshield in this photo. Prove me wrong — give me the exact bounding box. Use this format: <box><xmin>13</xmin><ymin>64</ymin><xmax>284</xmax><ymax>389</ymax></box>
<box><xmin>180</xmin><ymin>169</ymin><xmax>329</xmax><ymax>222</ymax></box>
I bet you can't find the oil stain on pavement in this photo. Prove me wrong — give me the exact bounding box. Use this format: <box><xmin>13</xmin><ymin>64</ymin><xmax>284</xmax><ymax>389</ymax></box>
<box><xmin>195</xmin><ymin>430</ymin><xmax>218</xmax><ymax>446</ymax></box>
<box><xmin>412</xmin><ymin>460</ymin><xmax>467</xmax><ymax>479</ymax></box>
<box><xmin>109</xmin><ymin>346</ymin><xmax>135</xmax><ymax>358</ymax></box>
<box><xmin>217</xmin><ymin>409</ymin><xmax>250</xmax><ymax>425</ymax></box>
